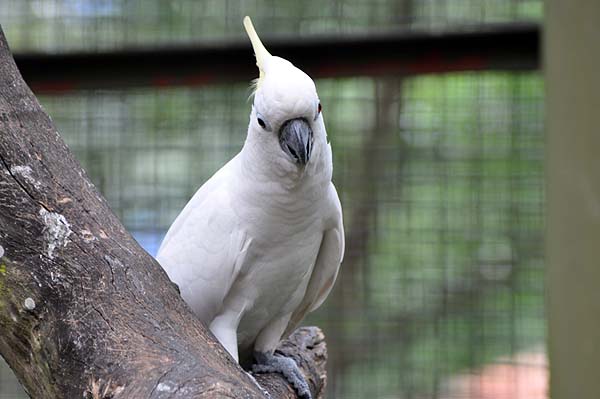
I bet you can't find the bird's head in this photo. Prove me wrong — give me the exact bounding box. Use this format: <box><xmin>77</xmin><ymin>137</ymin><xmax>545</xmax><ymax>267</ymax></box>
<box><xmin>243</xmin><ymin>16</ymin><xmax>325</xmax><ymax>170</ymax></box>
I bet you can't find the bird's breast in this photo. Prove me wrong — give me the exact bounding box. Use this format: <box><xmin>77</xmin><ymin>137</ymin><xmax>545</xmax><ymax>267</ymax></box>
<box><xmin>228</xmin><ymin>173</ymin><xmax>329</xmax><ymax>346</ymax></box>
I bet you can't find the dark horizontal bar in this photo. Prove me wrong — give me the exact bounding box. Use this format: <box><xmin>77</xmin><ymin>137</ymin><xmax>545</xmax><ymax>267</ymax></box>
<box><xmin>12</xmin><ymin>22</ymin><xmax>540</xmax><ymax>94</ymax></box>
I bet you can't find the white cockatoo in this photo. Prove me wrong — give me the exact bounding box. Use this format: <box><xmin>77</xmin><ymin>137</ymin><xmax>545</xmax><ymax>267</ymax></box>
<box><xmin>156</xmin><ymin>16</ymin><xmax>344</xmax><ymax>398</ymax></box>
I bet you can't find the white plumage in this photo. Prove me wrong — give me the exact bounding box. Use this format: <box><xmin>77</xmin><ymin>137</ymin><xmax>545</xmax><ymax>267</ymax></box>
<box><xmin>156</xmin><ymin>17</ymin><xmax>344</xmax><ymax>373</ymax></box>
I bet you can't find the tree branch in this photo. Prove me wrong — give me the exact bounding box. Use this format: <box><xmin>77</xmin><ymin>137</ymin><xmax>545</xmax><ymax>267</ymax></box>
<box><xmin>0</xmin><ymin>26</ymin><xmax>326</xmax><ymax>399</ymax></box>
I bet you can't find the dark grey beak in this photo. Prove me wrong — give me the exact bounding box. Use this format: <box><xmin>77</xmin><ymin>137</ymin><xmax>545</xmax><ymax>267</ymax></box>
<box><xmin>279</xmin><ymin>118</ymin><xmax>313</xmax><ymax>165</ymax></box>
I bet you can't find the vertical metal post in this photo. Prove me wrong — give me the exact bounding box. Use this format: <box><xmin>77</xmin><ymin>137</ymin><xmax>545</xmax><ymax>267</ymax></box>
<box><xmin>546</xmin><ymin>1</ymin><xmax>600</xmax><ymax>397</ymax></box>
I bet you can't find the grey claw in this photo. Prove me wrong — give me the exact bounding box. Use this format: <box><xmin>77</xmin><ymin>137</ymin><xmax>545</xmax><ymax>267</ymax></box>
<box><xmin>253</xmin><ymin>352</ymin><xmax>312</xmax><ymax>399</ymax></box>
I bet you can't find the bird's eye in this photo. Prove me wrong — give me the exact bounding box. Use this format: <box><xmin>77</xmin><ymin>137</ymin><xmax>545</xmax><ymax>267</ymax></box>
<box><xmin>255</xmin><ymin>111</ymin><xmax>271</xmax><ymax>131</ymax></box>
<box><xmin>257</xmin><ymin>117</ymin><xmax>266</xmax><ymax>129</ymax></box>
<box><xmin>314</xmin><ymin>102</ymin><xmax>322</xmax><ymax>121</ymax></box>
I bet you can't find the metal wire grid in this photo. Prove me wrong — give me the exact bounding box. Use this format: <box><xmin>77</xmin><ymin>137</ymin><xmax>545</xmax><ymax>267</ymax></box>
<box><xmin>1</xmin><ymin>0</ymin><xmax>541</xmax><ymax>52</ymax></box>
<box><xmin>0</xmin><ymin>1</ymin><xmax>544</xmax><ymax>398</ymax></box>
<box><xmin>315</xmin><ymin>73</ymin><xmax>544</xmax><ymax>398</ymax></box>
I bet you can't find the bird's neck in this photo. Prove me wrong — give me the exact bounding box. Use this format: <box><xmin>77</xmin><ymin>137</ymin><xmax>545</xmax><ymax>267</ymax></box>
<box><xmin>238</xmin><ymin>134</ymin><xmax>332</xmax><ymax>195</ymax></box>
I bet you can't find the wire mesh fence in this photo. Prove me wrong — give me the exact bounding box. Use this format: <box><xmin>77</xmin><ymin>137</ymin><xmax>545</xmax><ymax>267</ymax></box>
<box><xmin>1</xmin><ymin>0</ymin><xmax>541</xmax><ymax>52</ymax></box>
<box><xmin>0</xmin><ymin>1</ymin><xmax>544</xmax><ymax>398</ymax></box>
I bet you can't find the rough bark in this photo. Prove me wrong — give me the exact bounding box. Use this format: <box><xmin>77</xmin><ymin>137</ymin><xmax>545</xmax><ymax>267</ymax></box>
<box><xmin>0</xmin><ymin>27</ymin><xmax>326</xmax><ymax>399</ymax></box>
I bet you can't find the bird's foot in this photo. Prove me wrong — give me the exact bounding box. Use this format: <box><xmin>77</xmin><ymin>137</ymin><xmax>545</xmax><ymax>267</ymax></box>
<box><xmin>252</xmin><ymin>351</ymin><xmax>311</xmax><ymax>399</ymax></box>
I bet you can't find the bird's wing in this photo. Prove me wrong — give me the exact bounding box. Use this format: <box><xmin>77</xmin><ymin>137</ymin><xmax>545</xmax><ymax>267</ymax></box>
<box><xmin>284</xmin><ymin>183</ymin><xmax>344</xmax><ymax>336</ymax></box>
<box><xmin>156</xmin><ymin>155</ymin><xmax>249</xmax><ymax>323</ymax></box>
<box><xmin>158</xmin><ymin>156</ymin><xmax>236</xmax><ymax>253</ymax></box>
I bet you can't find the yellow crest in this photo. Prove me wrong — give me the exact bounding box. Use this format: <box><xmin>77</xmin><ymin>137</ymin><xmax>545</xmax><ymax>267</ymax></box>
<box><xmin>243</xmin><ymin>16</ymin><xmax>272</xmax><ymax>92</ymax></box>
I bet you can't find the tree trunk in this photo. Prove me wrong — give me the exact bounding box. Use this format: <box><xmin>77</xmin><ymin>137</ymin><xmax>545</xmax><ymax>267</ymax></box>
<box><xmin>0</xmin><ymin>27</ymin><xmax>326</xmax><ymax>399</ymax></box>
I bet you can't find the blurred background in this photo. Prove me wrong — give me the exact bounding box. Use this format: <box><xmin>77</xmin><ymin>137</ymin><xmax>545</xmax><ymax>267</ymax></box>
<box><xmin>0</xmin><ymin>1</ymin><xmax>545</xmax><ymax>398</ymax></box>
